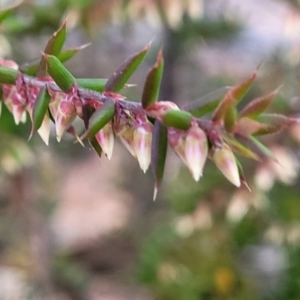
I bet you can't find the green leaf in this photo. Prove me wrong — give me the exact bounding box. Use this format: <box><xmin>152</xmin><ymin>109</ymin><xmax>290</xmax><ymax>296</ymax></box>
<box><xmin>77</xmin><ymin>78</ymin><xmax>107</xmax><ymax>92</ymax></box>
<box><xmin>0</xmin><ymin>66</ymin><xmax>18</xmax><ymax>84</ymax></box>
<box><xmin>57</xmin><ymin>43</ymin><xmax>90</xmax><ymax>62</ymax></box>
<box><xmin>142</xmin><ymin>50</ymin><xmax>164</xmax><ymax>109</ymax></box>
<box><xmin>37</xmin><ymin>20</ymin><xmax>67</xmax><ymax>77</ymax></box>
<box><xmin>234</xmin><ymin>134</ymin><xmax>276</xmax><ymax>161</ymax></box>
<box><xmin>234</xmin><ymin>156</ymin><xmax>251</xmax><ymax>191</ymax></box>
<box><xmin>44</xmin><ymin>54</ymin><xmax>76</xmax><ymax>92</ymax></box>
<box><xmin>104</xmin><ymin>42</ymin><xmax>151</xmax><ymax>92</ymax></box>
<box><xmin>253</xmin><ymin>114</ymin><xmax>298</xmax><ymax>136</ymax></box>
<box><xmin>239</xmin><ymin>88</ymin><xmax>279</xmax><ymax>119</ymax></box>
<box><xmin>86</xmin><ymin>100</ymin><xmax>115</xmax><ymax>138</ymax></box>
<box><xmin>248</xmin><ymin>136</ymin><xmax>276</xmax><ymax>160</ymax></box>
<box><xmin>21</xmin><ymin>44</ymin><xmax>90</xmax><ymax>76</ymax></box>
<box><xmin>212</xmin><ymin>71</ymin><xmax>257</xmax><ymax>123</ymax></box>
<box><xmin>223</xmin><ymin>133</ymin><xmax>259</xmax><ymax>160</ymax></box>
<box><xmin>89</xmin><ymin>136</ymin><xmax>102</xmax><ymax>157</ymax></box>
<box><xmin>32</xmin><ymin>87</ymin><xmax>51</xmax><ymax>131</ymax></box>
<box><xmin>151</xmin><ymin>120</ymin><xmax>168</xmax><ymax>200</ymax></box>
<box><xmin>162</xmin><ymin>109</ymin><xmax>192</xmax><ymax>130</ymax></box>
<box><xmin>183</xmin><ymin>86</ymin><xmax>231</xmax><ymax>117</ymax></box>
<box><xmin>0</xmin><ymin>1</ymin><xmax>21</xmax><ymax>24</ymax></box>
<box><xmin>224</xmin><ymin>107</ymin><xmax>237</xmax><ymax>131</ymax></box>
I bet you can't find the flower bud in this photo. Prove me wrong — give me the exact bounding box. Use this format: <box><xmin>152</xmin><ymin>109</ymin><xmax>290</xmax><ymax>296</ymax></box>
<box><xmin>146</xmin><ymin>101</ymin><xmax>179</xmax><ymax>120</ymax></box>
<box><xmin>95</xmin><ymin>122</ymin><xmax>114</xmax><ymax>160</ymax></box>
<box><xmin>55</xmin><ymin>97</ymin><xmax>77</xmax><ymax>142</ymax></box>
<box><xmin>184</xmin><ymin>125</ymin><xmax>208</xmax><ymax>181</ymax></box>
<box><xmin>168</xmin><ymin>128</ymin><xmax>187</xmax><ymax>164</ymax></box>
<box><xmin>133</xmin><ymin>122</ymin><xmax>153</xmax><ymax>173</ymax></box>
<box><xmin>213</xmin><ymin>145</ymin><xmax>241</xmax><ymax>187</ymax></box>
<box><xmin>114</xmin><ymin>109</ymin><xmax>136</xmax><ymax>157</ymax></box>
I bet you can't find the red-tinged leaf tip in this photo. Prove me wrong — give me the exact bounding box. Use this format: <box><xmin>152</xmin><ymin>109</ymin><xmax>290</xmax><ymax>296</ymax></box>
<box><xmin>212</xmin><ymin>71</ymin><xmax>257</xmax><ymax>123</ymax></box>
<box><xmin>241</xmin><ymin>177</ymin><xmax>251</xmax><ymax>192</ymax></box>
<box><xmin>142</xmin><ymin>48</ymin><xmax>164</xmax><ymax>109</ymax></box>
<box><xmin>239</xmin><ymin>86</ymin><xmax>282</xmax><ymax>119</ymax></box>
<box><xmin>104</xmin><ymin>42</ymin><xmax>151</xmax><ymax>92</ymax></box>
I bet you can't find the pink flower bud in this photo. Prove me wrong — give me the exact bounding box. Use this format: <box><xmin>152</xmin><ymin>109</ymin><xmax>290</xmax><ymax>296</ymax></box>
<box><xmin>48</xmin><ymin>89</ymin><xmax>65</xmax><ymax>120</ymax></box>
<box><xmin>168</xmin><ymin>128</ymin><xmax>187</xmax><ymax>164</ymax></box>
<box><xmin>146</xmin><ymin>101</ymin><xmax>179</xmax><ymax>120</ymax></box>
<box><xmin>213</xmin><ymin>145</ymin><xmax>241</xmax><ymax>187</ymax></box>
<box><xmin>95</xmin><ymin>122</ymin><xmax>114</xmax><ymax>160</ymax></box>
<box><xmin>184</xmin><ymin>125</ymin><xmax>208</xmax><ymax>181</ymax></box>
<box><xmin>114</xmin><ymin>109</ymin><xmax>136</xmax><ymax>157</ymax></box>
<box><xmin>55</xmin><ymin>97</ymin><xmax>77</xmax><ymax>142</ymax></box>
<box><xmin>133</xmin><ymin>122</ymin><xmax>153</xmax><ymax>173</ymax></box>
<box><xmin>2</xmin><ymin>84</ymin><xmax>27</xmax><ymax>125</ymax></box>
<box><xmin>0</xmin><ymin>58</ymin><xmax>18</xmax><ymax>69</ymax></box>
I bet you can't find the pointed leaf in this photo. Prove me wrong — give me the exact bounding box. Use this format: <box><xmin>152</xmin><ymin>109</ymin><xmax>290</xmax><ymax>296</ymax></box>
<box><xmin>239</xmin><ymin>88</ymin><xmax>279</xmax><ymax>119</ymax></box>
<box><xmin>89</xmin><ymin>136</ymin><xmax>102</xmax><ymax>157</ymax></box>
<box><xmin>77</xmin><ymin>78</ymin><xmax>107</xmax><ymax>92</ymax></box>
<box><xmin>183</xmin><ymin>86</ymin><xmax>231</xmax><ymax>117</ymax></box>
<box><xmin>57</xmin><ymin>43</ymin><xmax>91</xmax><ymax>62</ymax></box>
<box><xmin>212</xmin><ymin>72</ymin><xmax>257</xmax><ymax>123</ymax></box>
<box><xmin>21</xmin><ymin>44</ymin><xmax>91</xmax><ymax>76</ymax></box>
<box><xmin>44</xmin><ymin>54</ymin><xmax>76</xmax><ymax>92</ymax></box>
<box><xmin>248</xmin><ymin>136</ymin><xmax>276</xmax><ymax>160</ymax></box>
<box><xmin>86</xmin><ymin>100</ymin><xmax>115</xmax><ymax>138</ymax></box>
<box><xmin>234</xmin><ymin>134</ymin><xmax>276</xmax><ymax>161</ymax></box>
<box><xmin>223</xmin><ymin>133</ymin><xmax>260</xmax><ymax>160</ymax></box>
<box><xmin>224</xmin><ymin>107</ymin><xmax>237</xmax><ymax>131</ymax></box>
<box><xmin>151</xmin><ymin>120</ymin><xmax>168</xmax><ymax>200</ymax></box>
<box><xmin>163</xmin><ymin>109</ymin><xmax>192</xmax><ymax>130</ymax></box>
<box><xmin>0</xmin><ymin>66</ymin><xmax>18</xmax><ymax>84</ymax></box>
<box><xmin>142</xmin><ymin>50</ymin><xmax>164</xmax><ymax>108</ymax></box>
<box><xmin>253</xmin><ymin>114</ymin><xmax>298</xmax><ymax>136</ymax></box>
<box><xmin>37</xmin><ymin>20</ymin><xmax>67</xmax><ymax>77</ymax></box>
<box><xmin>0</xmin><ymin>1</ymin><xmax>21</xmax><ymax>24</ymax></box>
<box><xmin>104</xmin><ymin>42</ymin><xmax>151</xmax><ymax>92</ymax></box>
<box><xmin>234</xmin><ymin>156</ymin><xmax>251</xmax><ymax>191</ymax></box>
<box><xmin>32</xmin><ymin>87</ymin><xmax>51</xmax><ymax>131</ymax></box>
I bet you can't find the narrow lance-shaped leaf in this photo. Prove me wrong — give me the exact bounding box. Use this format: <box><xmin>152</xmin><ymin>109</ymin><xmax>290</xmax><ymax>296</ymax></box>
<box><xmin>212</xmin><ymin>71</ymin><xmax>257</xmax><ymax>123</ymax></box>
<box><xmin>142</xmin><ymin>50</ymin><xmax>164</xmax><ymax>109</ymax></box>
<box><xmin>183</xmin><ymin>86</ymin><xmax>231</xmax><ymax>117</ymax></box>
<box><xmin>0</xmin><ymin>87</ymin><xmax>3</xmax><ymax>117</ymax></box>
<box><xmin>239</xmin><ymin>87</ymin><xmax>280</xmax><ymax>119</ymax></box>
<box><xmin>253</xmin><ymin>113</ymin><xmax>298</xmax><ymax>136</ymax></box>
<box><xmin>77</xmin><ymin>78</ymin><xmax>107</xmax><ymax>92</ymax></box>
<box><xmin>81</xmin><ymin>104</ymin><xmax>102</xmax><ymax>156</ymax></box>
<box><xmin>234</xmin><ymin>156</ymin><xmax>251</xmax><ymax>191</ymax></box>
<box><xmin>163</xmin><ymin>109</ymin><xmax>192</xmax><ymax>130</ymax></box>
<box><xmin>0</xmin><ymin>1</ymin><xmax>21</xmax><ymax>24</ymax></box>
<box><xmin>0</xmin><ymin>66</ymin><xmax>18</xmax><ymax>84</ymax></box>
<box><xmin>224</xmin><ymin>107</ymin><xmax>237</xmax><ymax>132</ymax></box>
<box><xmin>104</xmin><ymin>42</ymin><xmax>151</xmax><ymax>92</ymax></box>
<box><xmin>21</xmin><ymin>44</ymin><xmax>91</xmax><ymax>76</ymax></box>
<box><xmin>151</xmin><ymin>120</ymin><xmax>168</xmax><ymax>200</ymax></box>
<box><xmin>44</xmin><ymin>54</ymin><xmax>76</xmax><ymax>92</ymax></box>
<box><xmin>248</xmin><ymin>135</ymin><xmax>276</xmax><ymax>161</ymax></box>
<box><xmin>57</xmin><ymin>43</ymin><xmax>90</xmax><ymax>62</ymax></box>
<box><xmin>234</xmin><ymin>134</ymin><xmax>276</xmax><ymax>161</ymax></box>
<box><xmin>223</xmin><ymin>133</ymin><xmax>260</xmax><ymax>161</ymax></box>
<box><xmin>86</xmin><ymin>100</ymin><xmax>116</xmax><ymax>138</ymax></box>
<box><xmin>32</xmin><ymin>87</ymin><xmax>51</xmax><ymax>131</ymax></box>
<box><xmin>37</xmin><ymin>20</ymin><xmax>67</xmax><ymax>77</ymax></box>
